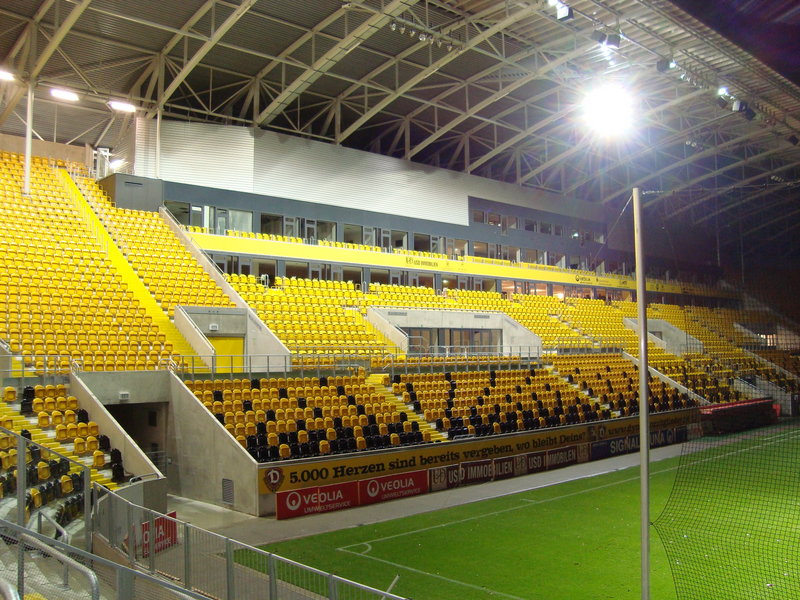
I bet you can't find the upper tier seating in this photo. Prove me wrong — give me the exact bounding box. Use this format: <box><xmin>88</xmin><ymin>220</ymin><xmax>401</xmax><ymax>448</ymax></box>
<box><xmin>77</xmin><ymin>178</ymin><xmax>235</xmax><ymax>318</ymax></box>
<box><xmin>0</xmin><ymin>153</ymin><xmax>184</xmax><ymax>371</ymax></box>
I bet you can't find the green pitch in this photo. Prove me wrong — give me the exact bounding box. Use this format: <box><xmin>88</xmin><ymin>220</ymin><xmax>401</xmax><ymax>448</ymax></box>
<box><xmin>256</xmin><ymin>424</ymin><xmax>799</xmax><ymax>600</ymax></box>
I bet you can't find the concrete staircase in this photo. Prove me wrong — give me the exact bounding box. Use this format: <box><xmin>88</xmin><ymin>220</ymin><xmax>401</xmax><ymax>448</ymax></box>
<box><xmin>365</xmin><ymin>374</ymin><xmax>447</xmax><ymax>442</ymax></box>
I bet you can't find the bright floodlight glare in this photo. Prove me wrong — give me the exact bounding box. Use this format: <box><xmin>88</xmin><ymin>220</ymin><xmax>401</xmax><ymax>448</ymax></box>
<box><xmin>0</xmin><ymin>69</ymin><xmax>14</xmax><ymax>81</ymax></box>
<box><xmin>109</xmin><ymin>159</ymin><xmax>125</xmax><ymax>170</ymax></box>
<box><xmin>717</xmin><ymin>86</ymin><xmax>728</xmax><ymax>96</ymax></box>
<box><xmin>108</xmin><ymin>100</ymin><xmax>136</xmax><ymax>113</ymax></box>
<box><xmin>582</xmin><ymin>83</ymin><xmax>634</xmax><ymax>137</ymax></box>
<box><xmin>50</xmin><ymin>88</ymin><xmax>79</xmax><ymax>102</ymax></box>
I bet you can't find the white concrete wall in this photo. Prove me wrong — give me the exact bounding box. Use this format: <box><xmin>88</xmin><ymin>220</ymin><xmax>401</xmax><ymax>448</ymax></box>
<box><xmin>365</xmin><ymin>307</ymin><xmax>409</xmax><ymax>352</ymax></box>
<box><xmin>624</xmin><ymin>318</ymin><xmax>703</xmax><ymax>356</ymax></box>
<box><xmin>370</xmin><ymin>308</ymin><xmax>541</xmax><ymax>357</ymax></box>
<box><xmin>174</xmin><ymin>306</ymin><xmax>215</xmax><ymax>364</ymax></box>
<box><xmin>69</xmin><ymin>372</ymin><xmax>163</xmax><ymax>482</ymax></box>
<box><xmin>137</xmin><ymin>121</ymin><xmax>605</xmax><ymax>225</ymax></box>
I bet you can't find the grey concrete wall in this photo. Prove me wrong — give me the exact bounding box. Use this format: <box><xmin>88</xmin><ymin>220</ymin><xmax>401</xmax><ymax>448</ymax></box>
<box><xmin>167</xmin><ymin>374</ymin><xmax>260</xmax><ymax>515</ymax></box>
<box><xmin>370</xmin><ymin>308</ymin><xmax>541</xmax><ymax>357</ymax></box>
<box><xmin>365</xmin><ymin>307</ymin><xmax>409</xmax><ymax>351</ymax></box>
<box><xmin>162</xmin><ymin>207</ymin><xmax>290</xmax><ymax>370</ymax></box>
<box><xmin>624</xmin><ymin>318</ymin><xmax>703</xmax><ymax>355</ymax></box>
<box><xmin>173</xmin><ymin>306</ymin><xmax>215</xmax><ymax>362</ymax></box>
<box><xmin>182</xmin><ymin>307</ymin><xmax>247</xmax><ymax>336</ymax></box>
<box><xmin>69</xmin><ymin>372</ymin><xmax>162</xmax><ymax>482</ymax></box>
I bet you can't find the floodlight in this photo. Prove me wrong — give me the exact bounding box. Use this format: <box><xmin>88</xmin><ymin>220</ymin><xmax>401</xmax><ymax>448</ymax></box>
<box><xmin>109</xmin><ymin>159</ymin><xmax>125</xmax><ymax>170</ymax></box>
<box><xmin>0</xmin><ymin>69</ymin><xmax>14</xmax><ymax>82</ymax></box>
<box><xmin>581</xmin><ymin>83</ymin><xmax>635</xmax><ymax>138</ymax></box>
<box><xmin>50</xmin><ymin>88</ymin><xmax>79</xmax><ymax>102</ymax></box>
<box><xmin>605</xmin><ymin>33</ymin><xmax>621</xmax><ymax>48</ymax></box>
<box><xmin>590</xmin><ymin>31</ymin><xmax>607</xmax><ymax>44</ymax></box>
<box><xmin>108</xmin><ymin>100</ymin><xmax>137</xmax><ymax>113</ymax></box>
<box><xmin>743</xmin><ymin>107</ymin><xmax>756</xmax><ymax>121</ymax></box>
<box><xmin>656</xmin><ymin>59</ymin><xmax>674</xmax><ymax>73</ymax></box>
<box><xmin>556</xmin><ymin>3</ymin><xmax>574</xmax><ymax>20</ymax></box>
<box><xmin>390</xmin><ymin>21</ymin><xmax>397</xmax><ymax>31</ymax></box>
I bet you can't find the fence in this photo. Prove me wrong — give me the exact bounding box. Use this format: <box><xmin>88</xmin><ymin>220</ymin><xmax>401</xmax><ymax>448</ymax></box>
<box><xmin>91</xmin><ymin>485</ymin><xmax>408</xmax><ymax>600</ymax></box>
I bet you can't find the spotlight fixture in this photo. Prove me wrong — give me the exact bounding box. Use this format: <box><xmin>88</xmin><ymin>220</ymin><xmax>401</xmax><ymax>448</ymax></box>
<box><xmin>109</xmin><ymin>159</ymin><xmax>125</xmax><ymax>170</ymax></box>
<box><xmin>108</xmin><ymin>100</ymin><xmax>137</xmax><ymax>113</ymax></box>
<box><xmin>409</xmin><ymin>29</ymin><xmax>416</xmax><ymax>38</ymax></box>
<box><xmin>656</xmin><ymin>58</ymin><xmax>676</xmax><ymax>73</ymax></box>
<box><xmin>437</xmin><ymin>40</ymin><xmax>442</xmax><ymax>48</ymax></box>
<box><xmin>50</xmin><ymin>88</ymin><xmax>79</xmax><ymax>102</ymax></box>
<box><xmin>788</xmin><ymin>135</ymin><xmax>799</xmax><ymax>146</ymax></box>
<box><xmin>446</xmin><ymin>43</ymin><xmax>453</xmax><ymax>52</ymax></box>
<box><xmin>590</xmin><ymin>31</ymin><xmax>607</xmax><ymax>44</ymax></box>
<box><xmin>419</xmin><ymin>32</ymin><xmax>426</xmax><ymax>41</ymax></box>
<box><xmin>0</xmin><ymin>69</ymin><xmax>14</xmax><ymax>81</ymax></box>
<box><xmin>605</xmin><ymin>33</ymin><xmax>621</xmax><ymax>49</ymax></box>
<box><xmin>732</xmin><ymin>100</ymin><xmax>748</xmax><ymax>112</ymax></box>
<box><xmin>399</xmin><ymin>25</ymin><xmax>405</xmax><ymax>34</ymax></box>
<box><xmin>390</xmin><ymin>21</ymin><xmax>397</xmax><ymax>31</ymax></box>
<box><xmin>743</xmin><ymin>107</ymin><xmax>756</xmax><ymax>121</ymax></box>
<box><xmin>556</xmin><ymin>3</ymin><xmax>574</xmax><ymax>20</ymax></box>
<box><xmin>717</xmin><ymin>86</ymin><xmax>728</xmax><ymax>96</ymax></box>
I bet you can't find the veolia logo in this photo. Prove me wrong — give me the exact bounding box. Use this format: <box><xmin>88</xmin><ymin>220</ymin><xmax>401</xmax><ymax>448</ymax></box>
<box><xmin>367</xmin><ymin>480</ymin><xmax>380</xmax><ymax>498</ymax></box>
<box><xmin>285</xmin><ymin>491</ymin><xmax>302</xmax><ymax>511</ymax></box>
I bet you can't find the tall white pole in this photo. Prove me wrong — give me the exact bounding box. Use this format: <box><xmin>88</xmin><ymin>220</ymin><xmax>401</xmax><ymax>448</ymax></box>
<box><xmin>22</xmin><ymin>82</ymin><xmax>34</xmax><ymax>196</ymax></box>
<box><xmin>155</xmin><ymin>107</ymin><xmax>162</xmax><ymax>179</ymax></box>
<box><xmin>633</xmin><ymin>187</ymin><xmax>650</xmax><ymax>600</ymax></box>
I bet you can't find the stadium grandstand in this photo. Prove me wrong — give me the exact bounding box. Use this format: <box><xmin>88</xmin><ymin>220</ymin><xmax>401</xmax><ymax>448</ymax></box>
<box><xmin>1</xmin><ymin>0</ymin><xmax>799</xmax><ymax>598</ymax></box>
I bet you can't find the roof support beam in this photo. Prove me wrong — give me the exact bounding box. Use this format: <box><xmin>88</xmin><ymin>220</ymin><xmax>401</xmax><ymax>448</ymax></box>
<box><xmin>147</xmin><ymin>0</ymin><xmax>258</xmax><ymax>117</ymax></box>
<box><xmin>255</xmin><ymin>0</ymin><xmax>416</xmax><ymax>126</ymax></box>
<box><xmin>407</xmin><ymin>43</ymin><xmax>591</xmax><ymax>160</ymax></box>
<box><xmin>2</xmin><ymin>0</ymin><xmax>57</xmax><ymax>66</ymax></box>
<box><xmin>0</xmin><ymin>0</ymin><xmax>93</xmax><ymax>127</ymax></box>
<box><xmin>337</xmin><ymin>4</ymin><xmax>540</xmax><ymax>143</ymax></box>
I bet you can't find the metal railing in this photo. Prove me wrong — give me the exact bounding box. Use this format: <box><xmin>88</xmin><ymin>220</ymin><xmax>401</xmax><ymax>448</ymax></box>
<box><xmin>0</xmin><ymin>519</ymin><xmax>212</xmax><ymax>600</ymax></box>
<box><xmin>91</xmin><ymin>485</ymin><xmax>409</xmax><ymax>600</ymax></box>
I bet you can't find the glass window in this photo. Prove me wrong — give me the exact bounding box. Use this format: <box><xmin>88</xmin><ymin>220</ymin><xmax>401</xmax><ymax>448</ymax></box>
<box><xmin>165</xmin><ymin>200</ymin><xmax>190</xmax><ymax>225</ymax></box>
<box><xmin>487</xmin><ymin>213</ymin><xmax>502</xmax><ymax>227</ymax></box>
<box><xmin>228</xmin><ymin>209</ymin><xmax>252</xmax><ymax>233</ymax></box>
<box><xmin>554</xmin><ymin>224</ymin><xmax>563</xmax><ymax>237</ymax></box>
<box><xmin>503</xmin><ymin>215</ymin><xmax>518</xmax><ymax>230</ymax></box>
<box><xmin>593</xmin><ymin>231</ymin><xmax>605</xmax><ymax>243</ymax></box>
<box><xmin>472</xmin><ymin>209</ymin><xmax>485</xmax><ymax>223</ymax></box>
<box><xmin>524</xmin><ymin>219</ymin><xmax>537</xmax><ymax>232</ymax></box>
<box><xmin>540</xmin><ymin>222</ymin><xmax>552</xmax><ymax>235</ymax></box>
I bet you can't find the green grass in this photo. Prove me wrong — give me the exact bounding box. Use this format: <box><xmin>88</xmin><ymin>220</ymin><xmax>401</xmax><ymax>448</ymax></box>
<box><xmin>250</xmin><ymin>424</ymin><xmax>800</xmax><ymax>600</ymax></box>
<box><xmin>257</xmin><ymin>459</ymin><xmax>682</xmax><ymax>600</ymax></box>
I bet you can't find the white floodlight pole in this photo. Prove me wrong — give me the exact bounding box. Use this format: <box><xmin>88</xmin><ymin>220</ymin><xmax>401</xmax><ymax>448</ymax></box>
<box><xmin>633</xmin><ymin>186</ymin><xmax>650</xmax><ymax>600</ymax></box>
<box><xmin>23</xmin><ymin>82</ymin><xmax>34</xmax><ymax>196</ymax></box>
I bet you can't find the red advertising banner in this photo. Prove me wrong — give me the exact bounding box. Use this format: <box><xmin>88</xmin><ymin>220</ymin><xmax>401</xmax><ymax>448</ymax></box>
<box><xmin>459</xmin><ymin>459</ymin><xmax>493</xmax><ymax>485</ymax></box>
<box><xmin>276</xmin><ymin>481</ymin><xmax>359</xmax><ymax>519</ymax></box>
<box><xmin>525</xmin><ymin>451</ymin><xmax>547</xmax><ymax>474</ymax></box>
<box><xmin>140</xmin><ymin>511</ymin><xmax>178</xmax><ymax>557</ymax></box>
<box><xmin>546</xmin><ymin>445</ymin><xmax>578</xmax><ymax>470</ymax></box>
<box><xmin>492</xmin><ymin>456</ymin><xmax>516</xmax><ymax>480</ymax></box>
<box><xmin>359</xmin><ymin>470</ymin><xmax>428</xmax><ymax>506</ymax></box>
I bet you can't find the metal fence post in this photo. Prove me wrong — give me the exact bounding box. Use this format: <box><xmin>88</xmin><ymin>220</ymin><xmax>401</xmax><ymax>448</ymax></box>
<box><xmin>328</xmin><ymin>573</ymin><xmax>338</xmax><ymax>600</ymax></box>
<box><xmin>184</xmin><ymin>522</ymin><xmax>192</xmax><ymax>590</ymax></box>
<box><xmin>84</xmin><ymin>467</ymin><xmax>92</xmax><ymax>551</ymax></box>
<box><xmin>148</xmin><ymin>511</ymin><xmax>156</xmax><ymax>572</ymax></box>
<box><xmin>127</xmin><ymin>502</ymin><xmax>135</xmax><ymax>565</ymax></box>
<box><xmin>225</xmin><ymin>538</ymin><xmax>235</xmax><ymax>600</ymax></box>
<box><xmin>268</xmin><ymin>553</ymin><xmax>278</xmax><ymax>600</ymax></box>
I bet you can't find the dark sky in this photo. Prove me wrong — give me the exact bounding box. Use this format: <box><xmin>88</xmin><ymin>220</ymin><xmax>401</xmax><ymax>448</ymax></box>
<box><xmin>671</xmin><ymin>0</ymin><xmax>800</xmax><ymax>85</ymax></box>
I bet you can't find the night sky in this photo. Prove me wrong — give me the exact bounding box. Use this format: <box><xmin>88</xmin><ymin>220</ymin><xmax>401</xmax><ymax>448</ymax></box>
<box><xmin>672</xmin><ymin>0</ymin><xmax>800</xmax><ymax>86</ymax></box>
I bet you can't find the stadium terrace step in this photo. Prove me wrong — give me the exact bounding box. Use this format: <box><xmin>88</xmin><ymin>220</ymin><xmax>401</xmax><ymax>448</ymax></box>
<box><xmin>58</xmin><ymin>170</ymin><xmax>197</xmax><ymax>360</ymax></box>
<box><xmin>365</xmin><ymin>374</ymin><xmax>447</xmax><ymax>442</ymax></box>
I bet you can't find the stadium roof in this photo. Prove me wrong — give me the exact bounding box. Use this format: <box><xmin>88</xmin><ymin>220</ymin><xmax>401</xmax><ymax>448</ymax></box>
<box><xmin>2</xmin><ymin>0</ymin><xmax>800</xmax><ymax>262</ymax></box>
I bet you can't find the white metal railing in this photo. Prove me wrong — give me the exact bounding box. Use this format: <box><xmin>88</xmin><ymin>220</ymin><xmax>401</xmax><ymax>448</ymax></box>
<box><xmin>91</xmin><ymin>485</ymin><xmax>409</xmax><ymax>600</ymax></box>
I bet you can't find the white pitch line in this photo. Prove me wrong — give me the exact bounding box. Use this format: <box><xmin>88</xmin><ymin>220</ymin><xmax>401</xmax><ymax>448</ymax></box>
<box><xmin>337</xmin><ymin>425</ymin><xmax>800</xmax><ymax>575</ymax></box>
<box><xmin>338</xmin><ymin>545</ymin><xmax>530</xmax><ymax>600</ymax></box>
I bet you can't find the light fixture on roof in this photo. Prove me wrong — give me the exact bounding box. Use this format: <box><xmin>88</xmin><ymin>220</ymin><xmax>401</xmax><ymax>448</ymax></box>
<box><xmin>108</xmin><ymin>100</ymin><xmax>137</xmax><ymax>113</ymax></box>
<box><xmin>390</xmin><ymin>21</ymin><xmax>397</xmax><ymax>31</ymax></box>
<box><xmin>556</xmin><ymin>2</ymin><xmax>573</xmax><ymax>21</ymax></box>
<box><xmin>0</xmin><ymin>69</ymin><xmax>14</xmax><ymax>82</ymax></box>
<box><xmin>50</xmin><ymin>88</ymin><xmax>79</xmax><ymax>102</ymax></box>
<box><xmin>717</xmin><ymin>86</ymin><xmax>728</xmax><ymax>96</ymax></box>
<box><xmin>399</xmin><ymin>25</ymin><xmax>405</xmax><ymax>34</ymax></box>
<box><xmin>655</xmin><ymin>58</ymin><xmax>676</xmax><ymax>73</ymax></box>
<box><xmin>419</xmin><ymin>32</ymin><xmax>426</xmax><ymax>41</ymax></box>
<box><xmin>605</xmin><ymin>33</ymin><xmax>621</xmax><ymax>49</ymax></box>
<box><xmin>590</xmin><ymin>30</ymin><xmax>607</xmax><ymax>45</ymax></box>
<box><xmin>109</xmin><ymin>159</ymin><xmax>125</xmax><ymax>170</ymax></box>
<box><xmin>581</xmin><ymin>82</ymin><xmax>635</xmax><ymax>138</ymax></box>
